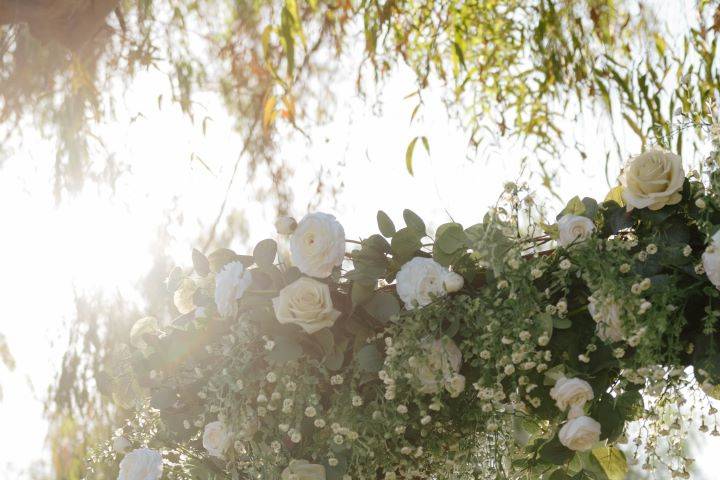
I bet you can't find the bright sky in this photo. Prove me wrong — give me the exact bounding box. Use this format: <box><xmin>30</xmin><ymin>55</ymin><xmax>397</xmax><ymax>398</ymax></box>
<box><xmin>1</xmin><ymin>5</ymin><xmax>719</xmax><ymax>476</ymax></box>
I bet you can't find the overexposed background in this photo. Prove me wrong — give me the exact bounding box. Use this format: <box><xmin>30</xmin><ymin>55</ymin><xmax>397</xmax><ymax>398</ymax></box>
<box><xmin>1</xmin><ymin>5</ymin><xmax>719</xmax><ymax>476</ymax></box>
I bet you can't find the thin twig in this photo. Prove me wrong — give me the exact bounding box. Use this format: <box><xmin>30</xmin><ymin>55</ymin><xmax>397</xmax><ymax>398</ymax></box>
<box><xmin>201</xmin><ymin>117</ymin><xmax>259</xmax><ymax>253</ymax></box>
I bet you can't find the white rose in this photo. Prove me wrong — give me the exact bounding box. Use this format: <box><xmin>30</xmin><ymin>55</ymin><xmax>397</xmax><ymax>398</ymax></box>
<box><xmin>214</xmin><ymin>261</ymin><xmax>252</xmax><ymax>317</ymax></box>
<box><xmin>273</xmin><ymin>277</ymin><xmax>341</xmax><ymax>334</ymax></box>
<box><xmin>290</xmin><ymin>212</ymin><xmax>345</xmax><ymax>278</ymax></box>
<box><xmin>411</xmin><ymin>336</ymin><xmax>463</xmax><ymax>395</ymax></box>
<box><xmin>280</xmin><ymin>459</ymin><xmax>326</xmax><ymax>480</ymax></box>
<box><xmin>202</xmin><ymin>421</ymin><xmax>231</xmax><ymax>458</ymax></box>
<box><xmin>587</xmin><ymin>296</ymin><xmax>625</xmax><ymax>342</ymax></box>
<box><xmin>558</xmin><ymin>416</ymin><xmax>601</xmax><ymax>451</ymax></box>
<box><xmin>396</xmin><ymin>257</ymin><xmax>449</xmax><ymax>309</ymax></box>
<box><xmin>620</xmin><ymin>149</ymin><xmax>685</xmax><ymax>211</ymax></box>
<box><xmin>276</xmin><ymin>216</ymin><xmax>298</xmax><ymax>235</ymax></box>
<box><xmin>112</xmin><ymin>436</ymin><xmax>131</xmax><ymax>453</ymax></box>
<box><xmin>118</xmin><ymin>448</ymin><xmax>163</xmax><ymax>480</ymax></box>
<box><xmin>173</xmin><ymin>278</ymin><xmax>197</xmax><ymax>314</ymax></box>
<box><xmin>443</xmin><ymin>271</ymin><xmax>464</xmax><ymax>293</ymax></box>
<box><xmin>703</xmin><ymin>231</ymin><xmax>720</xmax><ymax>289</ymax></box>
<box><xmin>550</xmin><ymin>377</ymin><xmax>594</xmax><ymax>412</ymax></box>
<box><xmin>557</xmin><ymin>215</ymin><xmax>595</xmax><ymax>247</ymax></box>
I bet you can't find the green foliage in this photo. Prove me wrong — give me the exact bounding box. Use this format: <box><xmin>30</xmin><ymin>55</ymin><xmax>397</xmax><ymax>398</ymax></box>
<box><xmin>6</xmin><ymin>1</ymin><xmax>720</xmax><ymax>204</ymax></box>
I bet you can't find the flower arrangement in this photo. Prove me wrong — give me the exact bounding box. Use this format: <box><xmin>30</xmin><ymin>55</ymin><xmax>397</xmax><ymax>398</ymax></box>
<box><xmin>94</xmin><ymin>148</ymin><xmax>720</xmax><ymax>480</ymax></box>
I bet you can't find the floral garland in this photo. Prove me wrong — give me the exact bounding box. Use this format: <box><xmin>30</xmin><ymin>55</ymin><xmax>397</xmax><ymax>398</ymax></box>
<box><xmin>97</xmin><ymin>148</ymin><xmax>720</xmax><ymax>480</ymax></box>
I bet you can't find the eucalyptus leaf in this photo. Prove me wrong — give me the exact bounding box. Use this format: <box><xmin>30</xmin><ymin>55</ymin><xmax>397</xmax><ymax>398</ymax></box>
<box><xmin>357</xmin><ymin>344</ymin><xmax>383</xmax><ymax>373</ymax></box>
<box><xmin>539</xmin><ymin>436</ymin><xmax>574</xmax><ymax>465</ymax></box>
<box><xmin>363</xmin><ymin>292</ymin><xmax>400</xmax><ymax>323</ymax></box>
<box><xmin>351</xmin><ymin>281</ymin><xmax>375</xmax><ymax>305</ymax></box>
<box><xmin>377</xmin><ymin>210</ymin><xmax>396</xmax><ymax>237</ymax></box>
<box><xmin>391</xmin><ymin>227</ymin><xmax>422</xmax><ymax>261</ymax></box>
<box><xmin>267</xmin><ymin>337</ymin><xmax>304</xmax><ymax>364</ymax></box>
<box><xmin>192</xmin><ymin>248</ymin><xmax>210</xmax><ymax>276</ymax></box>
<box><xmin>435</xmin><ymin>222</ymin><xmax>468</xmax><ymax>254</ymax></box>
<box><xmin>253</xmin><ymin>239</ymin><xmax>278</xmax><ymax>267</ymax></box>
<box><xmin>403</xmin><ymin>209</ymin><xmax>426</xmax><ymax>235</ymax></box>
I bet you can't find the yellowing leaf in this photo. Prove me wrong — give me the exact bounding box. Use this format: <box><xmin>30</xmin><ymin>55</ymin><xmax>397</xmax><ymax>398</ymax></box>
<box><xmin>405</xmin><ymin>137</ymin><xmax>419</xmax><ymax>176</ymax></box>
<box><xmin>592</xmin><ymin>446</ymin><xmax>628</xmax><ymax>480</ymax></box>
<box><xmin>263</xmin><ymin>96</ymin><xmax>277</xmax><ymax>133</ymax></box>
<box><xmin>605</xmin><ymin>186</ymin><xmax>625</xmax><ymax>206</ymax></box>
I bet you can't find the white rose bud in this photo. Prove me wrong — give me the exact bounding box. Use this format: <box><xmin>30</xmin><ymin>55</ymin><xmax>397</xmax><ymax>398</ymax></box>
<box><xmin>118</xmin><ymin>448</ymin><xmax>163</xmax><ymax>480</ymax></box>
<box><xmin>558</xmin><ymin>416</ymin><xmax>602</xmax><ymax>451</ymax></box>
<box><xmin>273</xmin><ymin>277</ymin><xmax>341</xmax><ymax>334</ymax></box>
<box><xmin>396</xmin><ymin>257</ymin><xmax>449</xmax><ymax>310</ymax></box>
<box><xmin>702</xmin><ymin>231</ymin><xmax>720</xmax><ymax>290</ymax></box>
<box><xmin>443</xmin><ymin>272</ymin><xmax>464</xmax><ymax>293</ymax></box>
<box><xmin>620</xmin><ymin>149</ymin><xmax>685</xmax><ymax>211</ymax></box>
<box><xmin>214</xmin><ymin>261</ymin><xmax>252</xmax><ymax>317</ymax></box>
<box><xmin>550</xmin><ymin>377</ymin><xmax>594</xmax><ymax>412</ymax></box>
<box><xmin>280</xmin><ymin>459</ymin><xmax>327</xmax><ymax>480</ymax></box>
<box><xmin>202</xmin><ymin>421</ymin><xmax>231</xmax><ymax>458</ymax></box>
<box><xmin>290</xmin><ymin>212</ymin><xmax>345</xmax><ymax>278</ymax></box>
<box><xmin>276</xmin><ymin>216</ymin><xmax>298</xmax><ymax>235</ymax></box>
<box><xmin>557</xmin><ymin>215</ymin><xmax>595</xmax><ymax>247</ymax></box>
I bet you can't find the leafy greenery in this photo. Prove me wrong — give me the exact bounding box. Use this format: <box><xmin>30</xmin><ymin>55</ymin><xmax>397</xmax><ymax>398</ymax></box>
<box><xmin>4</xmin><ymin>1</ymin><xmax>720</xmax><ymax>203</ymax></box>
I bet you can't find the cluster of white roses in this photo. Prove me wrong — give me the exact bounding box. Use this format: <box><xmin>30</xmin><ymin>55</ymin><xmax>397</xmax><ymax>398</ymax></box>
<box><xmin>550</xmin><ymin>377</ymin><xmax>601</xmax><ymax>452</ymax></box>
<box><xmin>214</xmin><ymin>212</ymin><xmax>346</xmax><ymax>334</ymax></box>
<box><xmin>118</xmin><ymin>145</ymin><xmax>720</xmax><ymax>479</ymax></box>
<box><xmin>170</xmin><ymin>211</ymin><xmax>470</xmax><ymax>478</ymax></box>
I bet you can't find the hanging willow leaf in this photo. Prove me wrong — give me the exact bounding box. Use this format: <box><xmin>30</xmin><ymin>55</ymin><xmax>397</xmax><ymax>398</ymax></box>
<box><xmin>405</xmin><ymin>136</ymin><xmax>419</xmax><ymax>176</ymax></box>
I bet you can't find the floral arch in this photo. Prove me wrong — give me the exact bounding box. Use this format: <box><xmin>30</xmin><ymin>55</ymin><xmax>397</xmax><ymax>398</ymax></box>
<box><xmin>100</xmin><ymin>149</ymin><xmax>720</xmax><ymax>480</ymax></box>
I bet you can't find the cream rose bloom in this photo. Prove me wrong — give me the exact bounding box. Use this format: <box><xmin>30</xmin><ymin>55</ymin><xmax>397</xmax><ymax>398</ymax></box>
<box><xmin>550</xmin><ymin>377</ymin><xmax>594</xmax><ymax>413</ymax></box>
<box><xmin>557</xmin><ymin>215</ymin><xmax>595</xmax><ymax>247</ymax></box>
<box><xmin>118</xmin><ymin>448</ymin><xmax>163</xmax><ymax>480</ymax></box>
<box><xmin>173</xmin><ymin>278</ymin><xmax>197</xmax><ymax>314</ymax></box>
<box><xmin>273</xmin><ymin>277</ymin><xmax>341</xmax><ymax>334</ymax></box>
<box><xmin>280</xmin><ymin>459</ymin><xmax>326</xmax><ymax>480</ymax></box>
<box><xmin>588</xmin><ymin>296</ymin><xmax>625</xmax><ymax>342</ymax></box>
<box><xmin>214</xmin><ymin>261</ymin><xmax>252</xmax><ymax>317</ymax></box>
<box><xmin>703</xmin><ymin>231</ymin><xmax>720</xmax><ymax>289</ymax></box>
<box><xmin>202</xmin><ymin>421</ymin><xmax>232</xmax><ymax>458</ymax></box>
<box><xmin>396</xmin><ymin>257</ymin><xmax>449</xmax><ymax>309</ymax></box>
<box><xmin>409</xmin><ymin>336</ymin><xmax>464</xmax><ymax>396</ymax></box>
<box><xmin>558</xmin><ymin>416</ymin><xmax>601</xmax><ymax>451</ymax></box>
<box><xmin>620</xmin><ymin>149</ymin><xmax>685</xmax><ymax>211</ymax></box>
<box><xmin>290</xmin><ymin>212</ymin><xmax>345</xmax><ymax>278</ymax></box>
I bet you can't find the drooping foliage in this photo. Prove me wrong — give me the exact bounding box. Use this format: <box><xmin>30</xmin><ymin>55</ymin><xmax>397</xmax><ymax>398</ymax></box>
<box><xmin>2</xmin><ymin>0</ymin><xmax>720</xmax><ymax>203</ymax></box>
